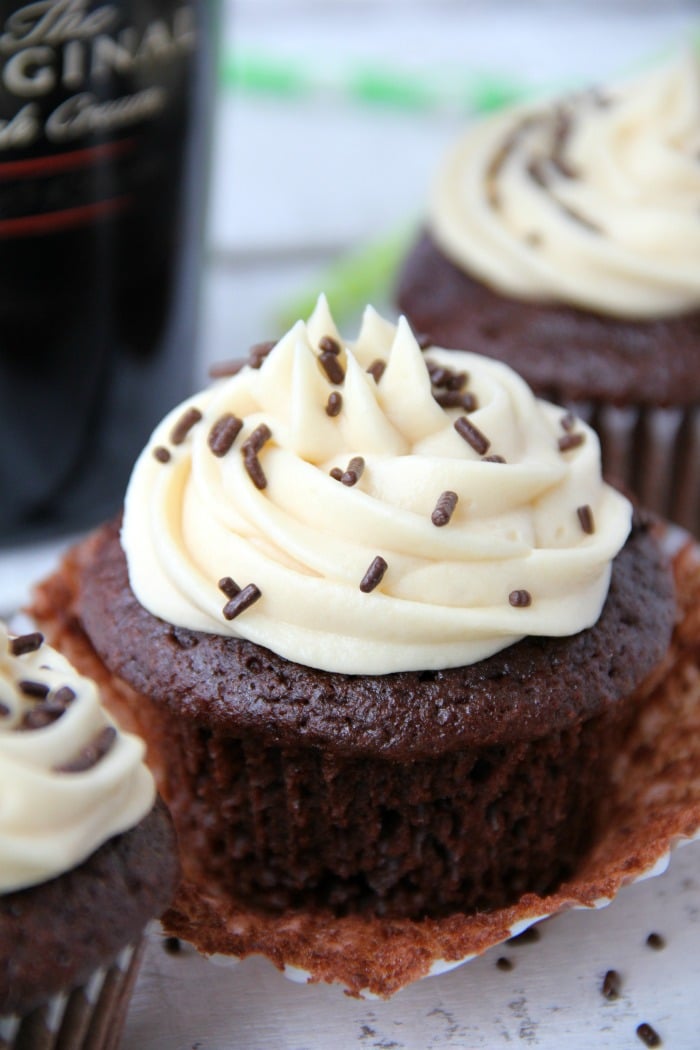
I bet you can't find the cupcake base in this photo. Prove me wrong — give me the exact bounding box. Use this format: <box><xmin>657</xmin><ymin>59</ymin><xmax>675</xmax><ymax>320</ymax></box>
<box><xmin>0</xmin><ymin>941</ymin><xmax>143</xmax><ymax>1050</ymax></box>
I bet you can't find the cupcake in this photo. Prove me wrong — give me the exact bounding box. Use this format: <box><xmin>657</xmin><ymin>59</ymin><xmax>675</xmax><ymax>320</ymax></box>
<box><xmin>0</xmin><ymin>624</ymin><xmax>178</xmax><ymax>1049</ymax></box>
<box><xmin>31</xmin><ymin>297</ymin><xmax>676</xmax><ymax>937</ymax></box>
<box><xmin>396</xmin><ymin>51</ymin><xmax>700</xmax><ymax>534</ymax></box>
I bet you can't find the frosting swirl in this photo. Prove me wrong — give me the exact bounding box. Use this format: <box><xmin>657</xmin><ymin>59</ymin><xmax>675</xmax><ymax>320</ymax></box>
<box><xmin>122</xmin><ymin>299</ymin><xmax>631</xmax><ymax>675</ymax></box>
<box><xmin>430</xmin><ymin>51</ymin><xmax>700</xmax><ymax>319</ymax></box>
<box><xmin>0</xmin><ymin>625</ymin><xmax>155</xmax><ymax>893</ymax></box>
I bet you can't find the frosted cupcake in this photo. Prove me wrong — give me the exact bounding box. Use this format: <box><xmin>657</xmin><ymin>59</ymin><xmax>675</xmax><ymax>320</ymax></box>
<box><xmin>0</xmin><ymin>625</ymin><xmax>178</xmax><ymax>1050</ymax></box>
<box><xmin>32</xmin><ymin>300</ymin><xmax>674</xmax><ymax>928</ymax></box>
<box><xmin>397</xmin><ymin>51</ymin><xmax>700</xmax><ymax>533</ymax></box>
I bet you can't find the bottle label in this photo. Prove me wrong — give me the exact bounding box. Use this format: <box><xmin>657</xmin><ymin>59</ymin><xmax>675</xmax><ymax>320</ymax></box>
<box><xmin>0</xmin><ymin>0</ymin><xmax>198</xmax><ymax>236</ymax></box>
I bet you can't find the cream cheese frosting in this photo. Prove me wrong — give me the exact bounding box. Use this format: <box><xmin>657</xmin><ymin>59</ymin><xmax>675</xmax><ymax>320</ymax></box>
<box><xmin>0</xmin><ymin>625</ymin><xmax>155</xmax><ymax>894</ymax></box>
<box><xmin>430</xmin><ymin>50</ymin><xmax>700</xmax><ymax>319</ymax></box>
<box><xmin>122</xmin><ymin>298</ymin><xmax>631</xmax><ymax>675</ymax></box>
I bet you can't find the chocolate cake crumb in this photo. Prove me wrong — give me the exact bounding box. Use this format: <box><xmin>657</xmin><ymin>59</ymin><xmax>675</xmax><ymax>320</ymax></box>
<box><xmin>507</xmin><ymin>926</ymin><xmax>540</xmax><ymax>946</ymax></box>
<box><xmin>249</xmin><ymin>340</ymin><xmax>277</xmax><ymax>368</ymax></box>
<box><xmin>601</xmin><ymin>969</ymin><xmax>621</xmax><ymax>999</ymax></box>
<box><xmin>360</xmin><ymin>556</ymin><xmax>388</xmax><ymax>593</ymax></box>
<box><xmin>18</xmin><ymin>680</ymin><xmax>50</xmax><ymax>699</ymax></box>
<box><xmin>10</xmin><ymin>633</ymin><xmax>43</xmax><ymax>657</ymax></box>
<box><xmin>577</xmin><ymin>505</ymin><xmax>595</xmax><ymax>534</ymax></box>
<box><xmin>153</xmin><ymin>446</ymin><xmax>171</xmax><ymax>464</ymax></box>
<box><xmin>218</xmin><ymin>577</ymin><xmax>241</xmax><ymax>599</ymax></box>
<box><xmin>208</xmin><ymin>414</ymin><xmax>243</xmax><ymax>457</ymax></box>
<box><xmin>558</xmin><ymin>432</ymin><xmax>585</xmax><ymax>453</ymax></box>
<box><xmin>170</xmin><ymin>407</ymin><xmax>202</xmax><ymax>446</ymax></box>
<box><xmin>509</xmin><ymin>590</ymin><xmax>532</xmax><ymax>608</ymax></box>
<box><xmin>636</xmin><ymin>1022</ymin><xmax>662</xmax><ymax>1047</ymax></box>
<box><xmin>454</xmin><ymin>416</ymin><xmax>490</xmax><ymax>455</ymax></box>
<box><xmin>341</xmin><ymin>457</ymin><xmax>365</xmax><ymax>487</ymax></box>
<box><xmin>432</xmin><ymin>491</ymin><xmax>458</xmax><ymax>527</ymax></box>
<box><xmin>55</xmin><ymin>726</ymin><xmax>117</xmax><ymax>773</ymax></box>
<box><xmin>223</xmin><ymin>584</ymin><xmax>262</xmax><ymax>621</ymax></box>
<box><xmin>162</xmin><ymin>936</ymin><xmax>182</xmax><ymax>955</ymax></box>
<box><xmin>319</xmin><ymin>335</ymin><xmax>341</xmax><ymax>355</ymax></box>
<box><xmin>320</xmin><ymin>350</ymin><xmax>345</xmax><ymax>385</ymax></box>
<box><xmin>646</xmin><ymin>932</ymin><xmax>666</xmax><ymax>951</ymax></box>
<box><xmin>496</xmin><ymin>956</ymin><xmax>514</xmax><ymax>971</ymax></box>
<box><xmin>326</xmin><ymin>392</ymin><xmax>343</xmax><ymax>417</ymax></box>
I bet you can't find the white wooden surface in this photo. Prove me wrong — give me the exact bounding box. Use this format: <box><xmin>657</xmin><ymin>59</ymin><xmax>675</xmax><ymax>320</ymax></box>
<box><xmin>2</xmin><ymin>2</ymin><xmax>700</xmax><ymax>1046</ymax></box>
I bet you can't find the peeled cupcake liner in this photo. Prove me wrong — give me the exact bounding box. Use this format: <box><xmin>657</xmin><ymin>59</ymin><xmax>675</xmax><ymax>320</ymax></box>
<box><xmin>566</xmin><ymin>400</ymin><xmax>700</xmax><ymax>537</ymax></box>
<box><xmin>0</xmin><ymin>941</ymin><xmax>143</xmax><ymax>1050</ymax></box>
<box><xmin>161</xmin><ymin>541</ymin><xmax>700</xmax><ymax>998</ymax></box>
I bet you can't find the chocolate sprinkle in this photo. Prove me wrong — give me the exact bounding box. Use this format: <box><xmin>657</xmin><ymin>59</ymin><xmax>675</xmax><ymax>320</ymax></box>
<box><xmin>326</xmin><ymin>392</ymin><xmax>343</xmax><ymax>417</ymax></box>
<box><xmin>170</xmin><ymin>407</ymin><xmax>202</xmax><ymax>446</ymax></box>
<box><xmin>434</xmin><ymin>390</ymin><xmax>478</xmax><ymax>412</ymax></box>
<box><xmin>52</xmin><ymin>686</ymin><xmax>76</xmax><ymax>707</ymax></box>
<box><xmin>577</xmin><ymin>504</ymin><xmax>595</xmax><ymax>534</ymax></box>
<box><xmin>153</xmin><ymin>446</ymin><xmax>171</xmax><ymax>464</ymax></box>
<box><xmin>366</xmin><ymin>359</ymin><xmax>386</xmax><ymax>383</ymax></box>
<box><xmin>0</xmin><ymin>702</ymin><xmax>10</xmax><ymax>718</ymax></box>
<box><xmin>636</xmin><ymin>1023</ymin><xmax>662</xmax><ymax>1048</ymax></box>
<box><xmin>208</xmin><ymin>414</ymin><xmax>243</xmax><ymax>457</ymax></box>
<box><xmin>242</xmin><ymin>424</ymin><xmax>272</xmax><ymax>490</ymax></box>
<box><xmin>208</xmin><ymin>358</ymin><xmax>246</xmax><ymax>379</ymax></box>
<box><xmin>360</xmin><ymin>556</ymin><xmax>388</xmax><ymax>594</ymax></box>
<box><xmin>558</xmin><ymin>432</ymin><xmax>585</xmax><ymax>453</ymax></box>
<box><xmin>249</xmin><ymin>340</ymin><xmax>277</xmax><ymax>368</ymax></box>
<box><xmin>602</xmin><ymin>969</ymin><xmax>621</xmax><ymax>1000</ymax></box>
<box><xmin>483</xmin><ymin>454</ymin><xmax>506</xmax><ymax>464</ymax></box>
<box><xmin>223</xmin><ymin>583</ymin><xmax>262</xmax><ymax>621</ymax></box>
<box><xmin>427</xmin><ymin>362</ymin><xmax>467</xmax><ymax>390</ymax></box>
<box><xmin>218</xmin><ymin>577</ymin><xmax>241</xmax><ymax>599</ymax></box>
<box><xmin>341</xmin><ymin>457</ymin><xmax>365</xmax><ymax>487</ymax></box>
<box><xmin>454</xmin><ymin>416</ymin><xmax>490</xmax><ymax>456</ymax></box>
<box><xmin>18</xmin><ymin>679</ymin><xmax>50</xmax><ymax>699</ymax></box>
<box><xmin>509</xmin><ymin>589</ymin><xmax>532</xmax><ymax>608</ymax></box>
<box><xmin>646</xmin><ymin>932</ymin><xmax>666</xmax><ymax>951</ymax></box>
<box><xmin>496</xmin><ymin>957</ymin><xmax>514</xmax><ymax>972</ymax></box>
<box><xmin>319</xmin><ymin>350</ymin><xmax>345</xmax><ymax>385</ymax></box>
<box><xmin>431</xmin><ymin>491</ymin><xmax>458</xmax><ymax>527</ymax></box>
<box><xmin>319</xmin><ymin>335</ymin><xmax>341</xmax><ymax>355</ymax></box>
<box><xmin>55</xmin><ymin>726</ymin><xmax>117</xmax><ymax>774</ymax></box>
<box><xmin>21</xmin><ymin>703</ymin><xmax>65</xmax><ymax>731</ymax></box>
<box><xmin>10</xmin><ymin>633</ymin><xmax>43</xmax><ymax>657</ymax></box>
<box><xmin>560</xmin><ymin>411</ymin><xmax>576</xmax><ymax>432</ymax></box>
<box><xmin>330</xmin><ymin>467</ymin><xmax>343</xmax><ymax>481</ymax></box>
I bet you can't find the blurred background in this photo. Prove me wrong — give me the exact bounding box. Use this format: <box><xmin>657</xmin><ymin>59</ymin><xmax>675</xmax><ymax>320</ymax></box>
<box><xmin>201</xmin><ymin>0</ymin><xmax>699</xmax><ymax>380</ymax></box>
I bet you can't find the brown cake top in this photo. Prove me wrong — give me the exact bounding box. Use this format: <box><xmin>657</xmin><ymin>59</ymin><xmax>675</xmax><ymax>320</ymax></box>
<box><xmin>72</xmin><ymin>513</ymin><xmax>674</xmax><ymax>759</ymax></box>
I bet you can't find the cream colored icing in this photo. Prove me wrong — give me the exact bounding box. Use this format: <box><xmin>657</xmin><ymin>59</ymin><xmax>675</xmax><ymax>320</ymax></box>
<box><xmin>122</xmin><ymin>299</ymin><xmax>631</xmax><ymax>675</ymax></box>
<box><xmin>0</xmin><ymin>625</ymin><xmax>155</xmax><ymax>894</ymax></box>
<box><xmin>430</xmin><ymin>51</ymin><xmax>700</xmax><ymax>319</ymax></box>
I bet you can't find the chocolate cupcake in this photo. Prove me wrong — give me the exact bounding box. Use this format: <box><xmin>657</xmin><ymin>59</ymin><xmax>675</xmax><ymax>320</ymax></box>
<box><xmin>0</xmin><ymin>625</ymin><xmax>178</xmax><ymax>1050</ymax></box>
<box><xmin>32</xmin><ymin>299</ymin><xmax>675</xmax><ymax>935</ymax></box>
<box><xmin>397</xmin><ymin>52</ymin><xmax>700</xmax><ymax>534</ymax></box>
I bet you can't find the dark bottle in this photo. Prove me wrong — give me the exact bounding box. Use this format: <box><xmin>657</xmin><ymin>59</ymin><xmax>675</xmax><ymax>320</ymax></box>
<box><xmin>0</xmin><ymin>0</ymin><xmax>215</xmax><ymax>543</ymax></box>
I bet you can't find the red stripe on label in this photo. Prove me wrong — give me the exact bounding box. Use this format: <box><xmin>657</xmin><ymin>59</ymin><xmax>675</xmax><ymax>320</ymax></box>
<box><xmin>0</xmin><ymin>138</ymin><xmax>136</xmax><ymax>181</ymax></box>
<box><xmin>0</xmin><ymin>196</ymin><xmax>132</xmax><ymax>238</ymax></box>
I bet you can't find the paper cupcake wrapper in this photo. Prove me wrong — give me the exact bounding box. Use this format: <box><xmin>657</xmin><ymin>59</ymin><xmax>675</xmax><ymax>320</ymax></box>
<box><xmin>0</xmin><ymin>941</ymin><xmax>143</xmax><ymax>1050</ymax></box>
<box><xmin>163</xmin><ymin>542</ymin><xmax>700</xmax><ymax>998</ymax></box>
<box><xmin>570</xmin><ymin>401</ymin><xmax>700</xmax><ymax>535</ymax></box>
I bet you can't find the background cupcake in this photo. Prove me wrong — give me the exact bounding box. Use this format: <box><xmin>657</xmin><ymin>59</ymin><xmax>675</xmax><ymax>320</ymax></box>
<box><xmin>32</xmin><ymin>300</ymin><xmax>674</xmax><ymax>931</ymax></box>
<box><xmin>0</xmin><ymin>625</ymin><xmax>178</xmax><ymax>1050</ymax></box>
<box><xmin>396</xmin><ymin>51</ymin><xmax>700</xmax><ymax>534</ymax></box>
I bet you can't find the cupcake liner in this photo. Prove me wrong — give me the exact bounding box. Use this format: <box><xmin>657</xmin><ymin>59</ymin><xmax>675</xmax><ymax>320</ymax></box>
<box><xmin>568</xmin><ymin>401</ymin><xmax>700</xmax><ymax>536</ymax></box>
<box><xmin>0</xmin><ymin>941</ymin><xmax>143</xmax><ymax>1050</ymax></box>
<box><xmin>160</xmin><ymin>542</ymin><xmax>700</xmax><ymax>997</ymax></box>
